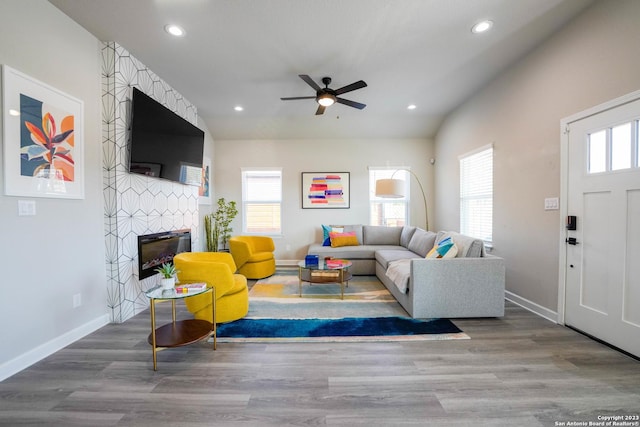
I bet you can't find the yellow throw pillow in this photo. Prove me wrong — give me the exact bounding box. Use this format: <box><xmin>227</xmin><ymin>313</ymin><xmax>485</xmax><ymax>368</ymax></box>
<box><xmin>329</xmin><ymin>231</ymin><xmax>359</xmax><ymax>247</ymax></box>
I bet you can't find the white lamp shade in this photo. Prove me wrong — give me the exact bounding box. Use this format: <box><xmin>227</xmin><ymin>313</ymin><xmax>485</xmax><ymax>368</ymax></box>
<box><xmin>375</xmin><ymin>178</ymin><xmax>405</xmax><ymax>198</ymax></box>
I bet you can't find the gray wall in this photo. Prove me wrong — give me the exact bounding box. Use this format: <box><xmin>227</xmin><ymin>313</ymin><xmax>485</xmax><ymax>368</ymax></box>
<box><xmin>434</xmin><ymin>0</ymin><xmax>640</xmax><ymax>314</ymax></box>
<box><xmin>0</xmin><ymin>0</ymin><xmax>107</xmax><ymax>378</ymax></box>
<box><xmin>214</xmin><ymin>138</ymin><xmax>434</xmax><ymax>261</ymax></box>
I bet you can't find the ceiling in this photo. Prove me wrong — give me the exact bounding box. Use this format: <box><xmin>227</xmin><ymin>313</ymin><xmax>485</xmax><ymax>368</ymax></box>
<box><xmin>49</xmin><ymin>0</ymin><xmax>593</xmax><ymax>140</ymax></box>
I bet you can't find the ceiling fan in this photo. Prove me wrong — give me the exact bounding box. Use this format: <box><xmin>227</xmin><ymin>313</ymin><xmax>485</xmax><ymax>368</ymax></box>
<box><xmin>280</xmin><ymin>74</ymin><xmax>367</xmax><ymax>115</ymax></box>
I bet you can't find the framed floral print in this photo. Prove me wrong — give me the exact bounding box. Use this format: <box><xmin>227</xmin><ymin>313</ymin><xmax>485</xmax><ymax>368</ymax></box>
<box><xmin>2</xmin><ymin>65</ymin><xmax>84</xmax><ymax>199</ymax></box>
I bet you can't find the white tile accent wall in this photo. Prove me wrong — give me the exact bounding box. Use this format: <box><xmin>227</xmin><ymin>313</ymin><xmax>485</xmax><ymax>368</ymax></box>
<box><xmin>101</xmin><ymin>42</ymin><xmax>200</xmax><ymax>323</ymax></box>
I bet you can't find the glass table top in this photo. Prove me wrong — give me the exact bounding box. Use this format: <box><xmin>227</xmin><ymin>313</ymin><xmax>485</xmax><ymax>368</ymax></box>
<box><xmin>144</xmin><ymin>284</ymin><xmax>209</xmax><ymax>300</ymax></box>
<box><xmin>297</xmin><ymin>259</ymin><xmax>352</xmax><ymax>270</ymax></box>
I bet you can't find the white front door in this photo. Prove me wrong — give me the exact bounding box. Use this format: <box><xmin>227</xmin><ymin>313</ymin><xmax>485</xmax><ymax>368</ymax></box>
<box><xmin>564</xmin><ymin>96</ymin><xmax>640</xmax><ymax>358</ymax></box>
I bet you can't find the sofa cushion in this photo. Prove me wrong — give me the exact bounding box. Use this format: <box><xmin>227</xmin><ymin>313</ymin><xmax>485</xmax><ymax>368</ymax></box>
<box><xmin>363</xmin><ymin>225</ymin><xmax>402</xmax><ymax>245</ymax></box>
<box><xmin>329</xmin><ymin>231</ymin><xmax>359</xmax><ymax>247</ymax></box>
<box><xmin>322</xmin><ymin>225</ymin><xmax>344</xmax><ymax>246</ymax></box>
<box><xmin>407</xmin><ymin>229</ymin><xmax>437</xmax><ymax>258</ymax></box>
<box><xmin>436</xmin><ymin>231</ymin><xmax>485</xmax><ymax>257</ymax></box>
<box><xmin>375</xmin><ymin>248</ymin><xmax>421</xmax><ymax>270</ymax></box>
<box><xmin>308</xmin><ymin>243</ymin><xmax>376</xmax><ymax>260</ymax></box>
<box><xmin>400</xmin><ymin>226</ymin><xmax>417</xmax><ymax>247</ymax></box>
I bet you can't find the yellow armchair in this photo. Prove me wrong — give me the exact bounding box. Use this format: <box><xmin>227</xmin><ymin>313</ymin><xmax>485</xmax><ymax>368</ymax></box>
<box><xmin>229</xmin><ymin>236</ymin><xmax>276</xmax><ymax>279</ymax></box>
<box><xmin>173</xmin><ymin>252</ymin><xmax>248</xmax><ymax>324</ymax></box>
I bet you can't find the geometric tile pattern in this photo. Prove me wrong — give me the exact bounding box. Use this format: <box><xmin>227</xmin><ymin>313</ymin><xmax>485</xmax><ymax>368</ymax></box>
<box><xmin>101</xmin><ymin>42</ymin><xmax>201</xmax><ymax>323</ymax></box>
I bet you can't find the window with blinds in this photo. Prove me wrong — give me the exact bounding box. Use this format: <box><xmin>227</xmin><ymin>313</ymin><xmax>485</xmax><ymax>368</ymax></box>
<box><xmin>242</xmin><ymin>169</ymin><xmax>282</xmax><ymax>235</ymax></box>
<box><xmin>459</xmin><ymin>145</ymin><xmax>493</xmax><ymax>243</ymax></box>
<box><xmin>369</xmin><ymin>167</ymin><xmax>409</xmax><ymax>227</ymax></box>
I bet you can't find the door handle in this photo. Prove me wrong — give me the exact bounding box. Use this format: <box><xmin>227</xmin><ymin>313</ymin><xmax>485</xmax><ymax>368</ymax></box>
<box><xmin>565</xmin><ymin>237</ymin><xmax>579</xmax><ymax>245</ymax></box>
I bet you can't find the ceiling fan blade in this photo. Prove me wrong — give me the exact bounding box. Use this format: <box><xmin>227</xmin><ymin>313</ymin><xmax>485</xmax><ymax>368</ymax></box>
<box><xmin>281</xmin><ymin>96</ymin><xmax>316</xmax><ymax>101</ymax></box>
<box><xmin>299</xmin><ymin>74</ymin><xmax>321</xmax><ymax>91</ymax></box>
<box><xmin>336</xmin><ymin>97</ymin><xmax>366</xmax><ymax>110</ymax></box>
<box><xmin>315</xmin><ymin>105</ymin><xmax>326</xmax><ymax>115</ymax></box>
<box><xmin>334</xmin><ymin>80</ymin><xmax>367</xmax><ymax>95</ymax></box>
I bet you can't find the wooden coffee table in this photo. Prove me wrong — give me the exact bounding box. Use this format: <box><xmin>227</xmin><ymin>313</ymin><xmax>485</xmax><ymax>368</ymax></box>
<box><xmin>297</xmin><ymin>259</ymin><xmax>352</xmax><ymax>299</ymax></box>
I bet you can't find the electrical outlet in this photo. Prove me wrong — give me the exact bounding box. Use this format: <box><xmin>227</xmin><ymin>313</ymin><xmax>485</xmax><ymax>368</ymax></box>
<box><xmin>73</xmin><ymin>293</ymin><xmax>82</xmax><ymax>308</ymax></box>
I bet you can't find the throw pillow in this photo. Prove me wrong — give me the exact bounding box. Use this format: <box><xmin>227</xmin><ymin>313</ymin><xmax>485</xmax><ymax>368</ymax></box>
<box><xmin>329</xmin><ymin>231</ymin><xmax>359</xmax><ymax>247</ymax></box>
<box><xmin>407</xmin><ymin>228</ymin><xmax>437</xmax><ymax>257</ymax></box>
<box><xmin>322</xmin><ymin>224</ymin><xmax>344</xmax><ymax>246</ymax></box>
<box><xmin>426</xmin><ymin>236</ymin><xmax>458</xmax><ymax>258</ymax></box>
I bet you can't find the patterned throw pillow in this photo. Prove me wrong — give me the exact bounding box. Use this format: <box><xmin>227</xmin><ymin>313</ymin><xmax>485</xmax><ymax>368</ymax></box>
<box><xmin>322</xmin><ymin>225</ymin><xmax>344</xmax><ymax>246</ymax></box>
<box><xmin>426</xmin><ymin>236</ymin><xmax>458</xmax><ymax>258</ymax></box>
<box><xmin>329</xmin><ymin>231</ymin><xmax>359</xmax><ymax>247</ymax></box>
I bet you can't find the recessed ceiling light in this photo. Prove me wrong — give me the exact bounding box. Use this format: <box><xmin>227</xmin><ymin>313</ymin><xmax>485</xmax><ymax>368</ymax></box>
<box><xmin>471</xmin><ymin>20</ymin><xmax>493</xmax><ymax>34</ymax></box>
<box><xmin>165</xmin><ymin>24</ymin><xmax>185</xmax><ymax>37</ymax></box>
<box><xmin>407</xmin><ymin>104</ymin><xmax>417</xmax><ymax>110</ymax></box>
<box><xmin>234</xmin><ymin>106</ymin><xmax>244</xmax><ymax>112</ymax></box>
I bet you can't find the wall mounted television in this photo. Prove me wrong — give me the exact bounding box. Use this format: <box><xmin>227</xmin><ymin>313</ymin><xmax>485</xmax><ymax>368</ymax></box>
<box><xmin>129</xmin><ymin>87</ymin><xmax>204</xmax><ymax>186</ymax></box>
<box><xmin>137</xmin><ymin>229</ymin><xmax>192</xmax><ymax>280</ymax></box>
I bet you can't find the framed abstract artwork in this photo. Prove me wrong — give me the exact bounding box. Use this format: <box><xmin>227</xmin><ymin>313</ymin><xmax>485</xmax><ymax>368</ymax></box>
<box><xmin>301</xmin><ymin>172</ymin><xmax>350</xmax><ymax>209</ymax></box>
<box><xmin>2</xmin><ymin>65</ymin><xmax>84</xmax><ymax>199</ymax></box>
<box><xmin>199</xmin><ymin>155</ymin><xmax>211</xmax><ymax>205</ymax></box>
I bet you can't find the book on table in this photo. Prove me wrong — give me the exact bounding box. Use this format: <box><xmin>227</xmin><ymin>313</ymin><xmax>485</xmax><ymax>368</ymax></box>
<box><xmin>326</xmin><ymin>259</ymin><xmax>347</xmax><ymax>268</ymax></box>
<box><xmin>311</xmin><ymin>271</ymin><xmax>340</xmax><ymax>277</ymax></box>
<box><xmin>174</xmin><ymin>282</ymin><xmax>207</xmax><ymax>293</ymax></box>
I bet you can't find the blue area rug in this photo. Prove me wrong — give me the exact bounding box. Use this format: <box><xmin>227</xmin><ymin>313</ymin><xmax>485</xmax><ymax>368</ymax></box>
<box><xmin>216</xmin><ymin>316</ymin><xmax>468</xmax><ymax>343</ymax></box>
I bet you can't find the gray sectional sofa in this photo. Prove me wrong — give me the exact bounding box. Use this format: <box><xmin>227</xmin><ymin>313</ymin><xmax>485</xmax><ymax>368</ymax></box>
<box><xmin>307</xmin><ymin>225</ymin><xmax>505</xmax><ymax>319</ymax></box>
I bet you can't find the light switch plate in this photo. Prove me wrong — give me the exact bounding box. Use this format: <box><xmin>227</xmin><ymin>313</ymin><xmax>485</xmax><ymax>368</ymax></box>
<box><xmin>544</xmin><ymin>197</ymin><xmax>559</xmax><ymax>211</ymax></box>
<box><xmin>18</xmin><ymin>200</ymin><xmax>36</xmax><ymax>216</ymax></box>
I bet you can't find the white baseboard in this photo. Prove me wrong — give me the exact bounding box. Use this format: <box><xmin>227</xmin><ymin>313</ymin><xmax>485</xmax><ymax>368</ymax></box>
<box><xmin>505</xmin><ymin>290</ymin><xmax>558</xmax><ymax>324</ymax></box>
<box><xmin>276</xmin><ymin>260</ymin><xmax>300</xmax><ymax>267</ymax></box>
<box><xmin>0</xmin><ymin>314</ymin><xmax>110</xmax><ymax>382</ymax></box>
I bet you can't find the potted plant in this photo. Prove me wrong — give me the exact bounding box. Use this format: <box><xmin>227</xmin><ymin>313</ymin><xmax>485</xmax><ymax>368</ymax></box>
<box><xmin>204</xmin><ymin>197</ymin><xmax>238</xmax><ymax>252</ymax></box>
<box><xmin>155</xmin><ymin>262</ymin><xmax>179</xmax><ymax>289</ymax></box>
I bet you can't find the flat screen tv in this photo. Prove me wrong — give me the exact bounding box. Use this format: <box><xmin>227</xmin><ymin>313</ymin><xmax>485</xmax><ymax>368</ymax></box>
<box><xmin>137</xmin><ymin>229</ymin><xmax>192</xmax><ymax>280</ymax></box>
<box><xmin>129</xmin><ymin>87</ymin><xmax>204</xmax><ymax>186</ymax></box>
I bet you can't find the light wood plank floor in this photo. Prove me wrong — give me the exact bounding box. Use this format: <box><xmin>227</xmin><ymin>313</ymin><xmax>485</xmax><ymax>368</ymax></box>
<box><xmin>0</xmin><ymin>301</ymin><xmax>638</xmax><ymax>426</ymax></box>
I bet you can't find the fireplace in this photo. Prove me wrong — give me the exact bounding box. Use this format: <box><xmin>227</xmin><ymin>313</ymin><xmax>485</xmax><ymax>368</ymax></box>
<box><xmin>137</xmin><ymin>229</ymin><xmax>192</xmax><ymax>280</ymax></box>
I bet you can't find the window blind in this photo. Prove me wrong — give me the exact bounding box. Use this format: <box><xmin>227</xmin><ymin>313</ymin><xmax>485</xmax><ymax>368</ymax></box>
<box><xmin>242</xmin><ymin>169</ymin><xmax>282</xmax><ymax>234</ymax></box>
<box><xmin>460</xmin><ymin>146</ymin><xmax>493</xmax><ymax>242</ymax></box>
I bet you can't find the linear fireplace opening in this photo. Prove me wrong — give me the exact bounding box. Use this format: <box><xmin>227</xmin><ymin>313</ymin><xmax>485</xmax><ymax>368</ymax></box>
<box><xmin>137</xmin><ymin>229</ymin><xmax>192</xmax><ymax>280</ymax></box>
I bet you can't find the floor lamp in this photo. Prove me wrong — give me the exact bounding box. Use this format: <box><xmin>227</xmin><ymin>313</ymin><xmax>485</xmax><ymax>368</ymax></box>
<box><xmin>375</xmin><ymin>170</ymin><xmax>429</xmax><ymax>231</ymax></box>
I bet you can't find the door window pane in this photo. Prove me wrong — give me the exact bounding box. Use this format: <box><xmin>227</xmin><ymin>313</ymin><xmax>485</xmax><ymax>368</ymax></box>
<box><xmin>588</xmin><ymin>130</ymin><xmax>607</xmax><ymax>174</ymax></box>
<box><xmin>611</xmin><ymin>122</ymin><xmax>632</xmax><ymax>171</ymax></box>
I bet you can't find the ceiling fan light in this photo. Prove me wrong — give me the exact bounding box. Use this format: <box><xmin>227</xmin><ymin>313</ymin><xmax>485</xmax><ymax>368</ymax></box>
<box><xmin>317</xmin><ymin>93</ymin><xmax>336</xmax><ymax>107</ymax></box>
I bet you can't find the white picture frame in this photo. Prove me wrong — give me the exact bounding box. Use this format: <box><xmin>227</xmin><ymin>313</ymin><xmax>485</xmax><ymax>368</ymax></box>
<box><xmin>2</xmin><ymin>65</ymin><xmax>84</xmax><ymax>199</ymax></box>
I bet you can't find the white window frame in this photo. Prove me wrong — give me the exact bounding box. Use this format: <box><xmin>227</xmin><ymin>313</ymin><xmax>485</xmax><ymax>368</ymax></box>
<box><xmin>587</xmin><ymin>118</ymin><xmax>639</xmax><ymax>174</ymax></box>
<box><xmin>241</xmin><ymin>168</ymin><xmax>282</xmax><ymax>236</ymax></box>
<box><xmin>368</xmin><ymin>167</ymin><xmax>409</xmax><ymax>227</ymax></box>
<box><xmin>459</xmin><ymin>145</ymin><xmax>493</xmax><ymax>244</ymax></box>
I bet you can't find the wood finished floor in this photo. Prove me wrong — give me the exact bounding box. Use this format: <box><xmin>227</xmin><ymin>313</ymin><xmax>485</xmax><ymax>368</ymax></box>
<box><xmin>0</xmin><ymin>302</ymin><xmax>639</xmax><ymax>426</ymax></box>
